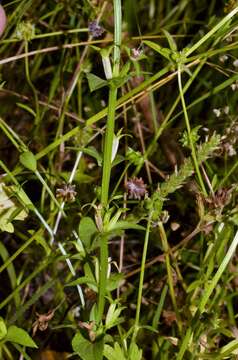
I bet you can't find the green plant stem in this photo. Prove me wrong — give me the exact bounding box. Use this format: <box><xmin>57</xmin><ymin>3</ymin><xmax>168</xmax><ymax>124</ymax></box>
<box><xmin>111</xmin><ymin>163</ymin><xmax>130</xmax><ymax>199</ymax></box>
<box><xmin>219</xmin><ymin>159</ymin><xmax>238</xmax><ymax>188</ymax></box>
<box><xmin>87</xmin><ymin>65</ymin><xmax>170</xmax><ymax>126</ymax></box>
<box><xmin>176</xmin><ymin>327</ymin><xmax>193</xmax><ymax>360</ymax></box>
<box><xmin>152</xmin><ymin>284</ymin><xmax>168</xmax><ymax>329</ymax></box>
<box><xmin>0</xmin><ymin>160</ymin><xmax>54</xmax><ymax>238</ymax></box>
<box><xmin>132</xmin><ymin>214</ymin><xmax>151</xmax><ymax>342</ymax></box>
<box><xmin>98</xmin><ymin>0</ymin><xmax>122</xmax><ymax>324</ymax></box>
<box><xmin>0</xmin><ymin>118</ymin><xmax>19</xmax><ymax>149</ymax></box>
<box><xmin>24</xmin><ymin>41</ymin><xmax>40</xmax><ymax>125</ymax></box>
<box><xmin>177</xmin><ymin>64</ymin><xmax>207</xmax><ymax>195</ymax></box>
<box><xmin>0</xmin><ymin>230</ymin><xmax>41</xmax><ymax>274</ymax></box>
<box><xmin>101</xmin><ymin>86</ymin><xmax>119</xmax><ymax>207</ymax></box>
<box><xmin>101</xmin><ymin>0</ymin><xmax>121</xmax><ymax>208</ymax></box>
<box><xmin>35</xmin><ymin>170</ymin><xmax>65</xmax><ymax>215</ymax></box>
<box><xmin>184</xmin><ymin>6</ymin><xmax>238</xmax><ymax>57</ymax></box>
<box><xmin>0</xmin><ymin>258</ymin><xmax>51</xmax><ymax>310</ymax></box>
<box><xmin>2</xmin><ymin>28</ymin><xmax>88</xmax><ymax>44</ymax></box>
<box><xmin>158</xmin><ymin>221</ymin><xmax>182</xmax><ymax>333</ymax></box>
<box><xmin>199</xmin><ymin>228</ymin><xmax>238</xmax><ymax>313</ymax></box>
<box><xmin>13</xmin><ymin>344</ymin><xmax>32</xmax><ymax>360</ymax></box>
<box><xmin>97</xmin><ymin>235</ymin><xmax>108</xmax><ymax>323</ymax></box>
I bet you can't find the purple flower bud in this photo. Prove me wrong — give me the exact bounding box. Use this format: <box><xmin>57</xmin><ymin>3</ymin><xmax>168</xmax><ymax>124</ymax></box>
<box><xmin>88</xmin><ymin>21</ymin><xmax>104</xmax><ymax>38</ymax></box>
<box><xmin>125</xmin><ymin>177</ymin><xmax>148</xmax><ymax>200</ymax></box>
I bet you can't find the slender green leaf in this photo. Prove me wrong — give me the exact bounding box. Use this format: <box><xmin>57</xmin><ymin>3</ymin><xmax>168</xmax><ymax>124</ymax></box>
<box><xmin>162</xmin><ymin>29</ymin><xmax>177</xmax><ymax>51</ymax></box>
<box><xmin>143</xmin><ymin>40</ymin><xmax>172</xmax><ymax>61</ymax></box>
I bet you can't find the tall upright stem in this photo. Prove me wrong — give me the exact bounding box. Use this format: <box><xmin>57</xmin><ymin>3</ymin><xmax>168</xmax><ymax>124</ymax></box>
<box><xmin>100</xmin><ymin>87</ymin><xmax>118</xmax><ymax>207</ymax></box>
<box><xmin>101</xmin><ymin>0</ymin><xmax>121</xmax><ymax>208</ymax></box>
<box><xmin>98</xmin><ymin>0</ymin><xmax>122</xmax><ymax>323</ymax></box>
<box><xmin>132</xmin><ymin>215</ymin><xmax>151</xmax><ymax>342</ymax></box>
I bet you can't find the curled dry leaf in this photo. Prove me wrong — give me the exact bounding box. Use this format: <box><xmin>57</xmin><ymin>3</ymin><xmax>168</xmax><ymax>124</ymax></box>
<box><xmin>164</xmin><ymin>336</ymin><xmax>178</xmax><ymax>346</ymax></box>
<box><xmin>79</xmin><ymin>321</ymin><xmax>96</xmax><ymax>342</ymax></box>
<box><xmin>32</xmin><ymin>309</ymin><xmax>55</xmax><ymax>336</ymax></box>
<box><xmin>162</xmin><ymin>310</ymin><xmax>177</xmax><ymax>326</ymax></box>
<box><xmin>170</xmin><ymin>222</ymin><xmax>180</xmax><ymax>231</ymax></box>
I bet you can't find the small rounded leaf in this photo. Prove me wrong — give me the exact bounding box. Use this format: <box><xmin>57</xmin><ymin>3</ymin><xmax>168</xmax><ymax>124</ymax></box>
<box><xmin>20</xmin><ymin>151</ymin><xmax>37</xmax><ymax>172</ymax></box>
<box><xmin>78</xmin><ymin>217</ymin><xmax>97</xmax><ymax>250</ymax></box>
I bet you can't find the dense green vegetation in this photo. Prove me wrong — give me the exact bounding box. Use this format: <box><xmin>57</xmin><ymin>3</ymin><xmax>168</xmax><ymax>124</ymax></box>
<box><xmin>1</xmin><ymin>0</ymin><xmax>238</xmax><ymax>358</ymax></box>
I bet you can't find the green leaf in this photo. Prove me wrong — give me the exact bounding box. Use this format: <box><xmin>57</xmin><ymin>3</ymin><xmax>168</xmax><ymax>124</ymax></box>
<box><xmin>67</xmin><ymin>261</ymin><xmax>98</xmax><ymax>291</ymax></box>
<box><xmin>89</xmin><ymin>303</ymin><xmax>98</xmax><ymax>323</ymax></box>
<box><xmin>103</xmin><ymin>343</ymin><xmax>126</xmax><ymax>360</ymax></box>
<box><xmin>180</xmin><ymin>125</ymin><xmax>201</xmax><ymax>148</ymax></box>
<box><xmin>107</xmin><ymin>221</ymin><xmax>145</xmax><ymax>232</ymax></box>
<box><xmin>126</xmin><ymin>148</ymin><xmax>143</xmax><ymax>166</ymax></box>
<box><xmin>186</xmin><ymin>279</ymin><xmax>202</xmax><ymax>293</ymax></box>
<box><xmin>0</xmin><ymin>242</ymin><xmax>20</xmax><ymax>306</ymax></box>
<box><xmin>111</xmin><ymin>133</ymin><xmax>120</xmax><ymax>163</ymax></box>
<box><xmin>162</xmin><ymin>29</ymin><xmax>177</xmax><ymax>51</ymax></box>
<box><xmin>112</xmin><ymin>154</ymin><xmax>125</xmax><ymax>168</ymax></box>
<box><xmin>100</xmin><ymin>46</ymin><xmax>113</xmax><ymax>58</ymax></box>
<box><xmin>66</xmin><ymin>276</ymin><xmax>96</xmax><ymax>288</ymax></box>
<box><xmin>109</xmin><ymin>74</ymin><xmax>131</xmax><ymax>89</ymax></box>
<box><xmin>0</xmin><ymin>220</ymin><xmax>14</xmax><ymax>233</ymax></box>
<box><xmin>230</xmin><ymin>213</ymin><xmax>238</xmax><ymax>226</ymax></box>
<box><xmin>106</xmin><ymin>273</ymin><xmax>124</xmax><ymax>291</ymax></box>
<box><xmin>34</xmin><ymin>233</ymin><xmax>51</xmax><ymax>255</ymax></box>
<box><xmin>0</xmin><ymin>184</ymin><xmax>28</xmax><ymax>233</ymax></box>
<box><xmin>119</xmin><ymin>61</ymin><xmax>131</xmax><ymax>78</ymax></box>
<box><xmin>72</xmin><ymin>332</ymin><xmax>104</xmax><ymax>360</ymax></box>
<box><xmin>10</xmin><ymin>185</ymin><xmax>32</xmax><ymax>207</ymax></box>
<box><xmin>61</xmin><ymin>171</ymin><xmax>94</xmax><ymax>184</ymax></box>
<box><xmin>129</xmin><ymin>342</ymin><xmax>142</xmax><ymax>360</ymax></box>
<box><xmin>143</xmin><ymin>40</ymin><xmax>172</xmax><ymax>61</ymax></box>
<box><xmin>0</xmin><ymin>317</ymin><xmax>7</xmax><ymax>340</ymax></box>
<box><xmin>16</xmin><ymin>102</ymin><xmax>36</xmax><ymax>117</ymax></box>
<box><xmin>5</xmin><ymin>326</ymin><xmax>37</xmax><ymax>348</ymax></box>
<box><xmin>78</xmin><ymin>217</ymin><xmax>98</xmax><ymax>250</ymax></box>
<box><xmin>82</xmin><ymin>146</ymin><xmax>102</xmax><ymax>166</ymax></box>
<box><xmin>105</xmin><ymin>302</ymin><xmax>124</xmax><ymax>329</ymax></box>
<box><xmin>19</xmin><ymin>151</ymin><xmax>37</xmax><ymax>172</ymax></box>
<box><xmin>86</xmin><ymin>73</ymin><xmax>108</xmax><ymax>92</ymax></box>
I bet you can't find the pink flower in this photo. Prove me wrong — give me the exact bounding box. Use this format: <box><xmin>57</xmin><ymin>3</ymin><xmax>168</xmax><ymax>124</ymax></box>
<box><xmin>125</xmin><ymin>177</ymin><xmax>148</xmax><ymax>200</ymax></box>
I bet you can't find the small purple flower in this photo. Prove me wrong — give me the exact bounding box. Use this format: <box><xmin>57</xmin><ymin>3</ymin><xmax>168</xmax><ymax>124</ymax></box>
<box><xmin>88</xmin><ymin>21</ymin><xmax>104</xmax><ymax>38</ymax></box>
<box><xmin>56</xmin><ymin>183</ymin><xmax>77</xmax><ymax>202</ymax></box>
<box><xmin>125</xmin><ymin>177</ymin><xmax>148</xmax><ymax>200</ymax></box>
<box><xmin>131</xmin><ymin>48</ymin><xmax>143</xmax><ymax>60</ymax></box>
